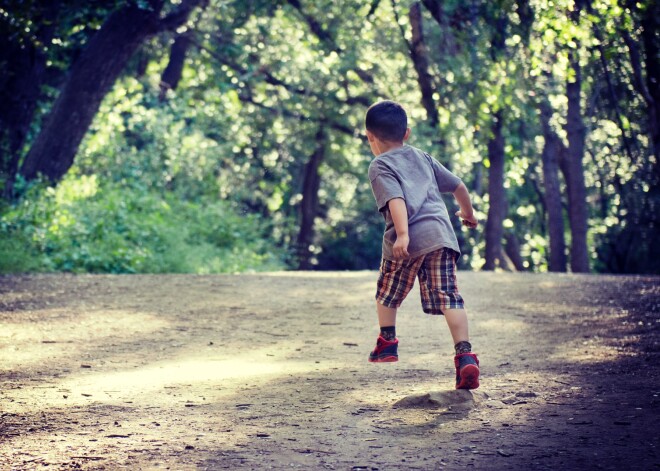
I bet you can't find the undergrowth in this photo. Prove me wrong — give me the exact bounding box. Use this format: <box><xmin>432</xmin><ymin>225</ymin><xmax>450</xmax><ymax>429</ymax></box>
<box><xmin>0</xmin><ymin>175</ymin><xmax>285</xmax><ymax>274</ymax></box>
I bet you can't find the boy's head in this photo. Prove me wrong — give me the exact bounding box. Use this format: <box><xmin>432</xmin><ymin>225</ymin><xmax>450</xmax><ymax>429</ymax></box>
<box><xmin>365</xmin><ymin>100</ymin><xmax>409</xmax><ymax>143</ymax></box>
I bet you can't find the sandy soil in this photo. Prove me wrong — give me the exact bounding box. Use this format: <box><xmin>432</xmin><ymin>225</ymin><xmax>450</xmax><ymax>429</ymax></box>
<box><xmin>0</xmin><ymin>272</ymin><xmax>658</xmax><ymax>470</ymax></box>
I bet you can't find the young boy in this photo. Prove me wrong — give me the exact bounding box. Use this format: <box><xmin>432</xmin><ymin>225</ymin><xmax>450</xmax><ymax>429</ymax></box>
<box><xmin>365</xmin><ymin>100</ymin><xmax>480</xmax><ymax>390</ymax></box>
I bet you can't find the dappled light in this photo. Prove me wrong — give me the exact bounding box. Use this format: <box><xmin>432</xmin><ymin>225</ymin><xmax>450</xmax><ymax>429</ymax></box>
<box><xmin>478</xmin><ymin>318</ymin><xmax>528</xmax><ymax>333</ymax></box>
<box><xmin>1</xmin><ymin>0</ymin><xmax>657</xmax><ymax>274</ymax></box>
<box><xmin>0</xmin><ymin>0</ymin><xmax>659</xmax><ymax>469</ymax></box>
<box><xmin>1</xmin><ymin>310</ymin><xmax>168</xmax><ymax>369</ymax></box>
<box><xmin>1</xmin><ymin>272</ymin><xmax>658</xmax><ymax>469</ymax></box>
<box><xmin>5</xmin><ymin>344</ymin><xmax>329</xmax><ymax>412</ymax></box>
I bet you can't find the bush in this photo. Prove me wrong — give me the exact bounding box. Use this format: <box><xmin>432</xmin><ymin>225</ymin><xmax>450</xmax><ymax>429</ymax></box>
<box><xmin>0</xmin><ymin>175</ymin><xmax>284</xmax><ymax>274</ymax></box>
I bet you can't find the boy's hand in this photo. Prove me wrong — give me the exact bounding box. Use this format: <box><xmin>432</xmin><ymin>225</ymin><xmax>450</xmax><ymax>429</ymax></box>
<box><xmin>456</xmin><ymin>211</ymin><xmax>478</xmax><ymax>229</ymax></box>
<box><xmin>393</xmin><ymin>234</ymin><xmax>410</xmax><ymax>259</ymax></box>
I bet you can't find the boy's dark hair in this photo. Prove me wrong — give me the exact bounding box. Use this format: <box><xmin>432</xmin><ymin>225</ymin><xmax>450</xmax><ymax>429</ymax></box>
<box><xmin>365</xmin><ymin>100</ymin><xmax>408</xmax><ymax>142</ymax></box>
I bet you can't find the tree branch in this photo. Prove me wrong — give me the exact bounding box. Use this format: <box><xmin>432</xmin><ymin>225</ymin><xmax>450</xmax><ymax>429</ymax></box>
<box><xmin>190</xmin><ymin>37</ymin><xmax>359</xmax><ymax>137</ymax></box>
<box><xmin>238</xmin><ymin>92</ymin><xmax>357</xmax><ymax>137</ymax></box>
<box><xmin>409</xmin><ymin>1</ymin><xmax>439</xmax><ymax>127</ymax></box>
<box><xmin>285</xmin><ymin>0</ymin><xmax>341</xmax><ymax>53</ymax></box>
<box><xmin>191</xmin><ymin>36</ymin><xmax>371</xmax><ymax>110</ymax></box>
<box><xmin>391</xmin><ymin>0</ymin><xmax>413</xmax><ymax>53</ymax></box>
<box><xmin>588</xmin><ymin>13</ymin><xmax>638</xmax><ymax>164</ymax></box>
<box><xmin>283</xmin><ymin>1</ymin><xmax>376</xmax><ymax>87</ymax></box>
<box><xmin>159</xmin><ymin>0</ymin><xmax>207</xmax><ymax>32</ymax></box>
<box><xmin>621</xmin><ymin>29</ymin><xmax>654</xmax><ymax>108</ymax></box>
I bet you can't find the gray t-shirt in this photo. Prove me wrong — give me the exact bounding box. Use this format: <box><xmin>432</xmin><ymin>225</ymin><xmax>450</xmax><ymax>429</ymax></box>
<box><xmin>368</xmin><ymin>145</ymin><xmax>462</xmax><ymax>261</ymax></box>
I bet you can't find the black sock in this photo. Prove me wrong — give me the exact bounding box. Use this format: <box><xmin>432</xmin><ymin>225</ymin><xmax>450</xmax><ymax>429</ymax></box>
<box><xmin>455</xmin><ymin>341</ymin><xmax>472</xmax><ymax>355</ymax></box>
<box><xmin>380</xmin><ymin>326</ymin><xmax>396</xmax><ymax>341</ymax></box>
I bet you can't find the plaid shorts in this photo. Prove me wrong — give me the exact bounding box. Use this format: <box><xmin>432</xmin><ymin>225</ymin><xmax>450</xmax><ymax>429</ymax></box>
<box><xmin>375</xmin><ymin>247</ymin><xmax>464</xmax><ymax>315</ymax></box>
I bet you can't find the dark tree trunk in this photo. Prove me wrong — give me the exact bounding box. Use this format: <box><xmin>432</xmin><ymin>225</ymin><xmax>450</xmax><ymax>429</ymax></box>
<box><xmin>504</xmin><ymin>232</ymin><xmax>525</xmax><ymax>271</ymax></box>
<box><xmin>420</xmin><ymin>0</ymin><xmax>442</xmax><ymax>24</ymax></box>
<box><xmin>0</xmin><ymin>1</ymin><xmax>60</xmax><ymax>197</ymax></box>
<box><xmin>296</xmin><ymin>126</ymin><xmax>327</xmax><ymax>270</ymax></box>
<box><xmin>640</xmin><ymin>1</ymin><xmax>660</xmax><ymax>163</ymax></box>
<box><xmin>409</xmin><ymin>2</ymin><xmax>439</xmax><ymax>127</ymax></box>
<box><xmin>564</xmin><ymin>52</ymin><xmax>590</xmax><ymax>272</ymax></box>
<box><xmin>19</xmin><ymin>0</ymin><xmax>202</xmax><ymax>184</ymax></box>
<box><xmin>159</xmin><ymin>31</ymin><xmax>193</xmax><ymax>100</ymax></box>
<box><xmin>540</xmin><ymin>101</ymin><xmax>568</xmax><ymax>272</ymax></box>
<box><xmin>19</xmin><ymin>5</ymin><xmax>162</xmax><ymax>182</ymax></box>
<box><xmin>0</xmin><ymin>38</ymin><xmax>47</xmax><ymax>197</ymax></box>
<box><xmin>483</xmin><ymin>111</ymin><xmax>507</xmax><ymax>270</ymax></box>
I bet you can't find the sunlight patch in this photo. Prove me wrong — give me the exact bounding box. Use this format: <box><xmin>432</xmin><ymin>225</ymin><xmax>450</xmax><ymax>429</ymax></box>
<box><xmin>0</xmin><ymin>310</ymin><xmax>169</xmax><ymax>369</ymax></box>
<box><xmin>2</xmin><ymin>345</ymin><xmax>330</xmax><ymax>412</ymax></box>
<box><xmin>478</xmin><ymin>318</ymin><xmax>527</xmax><ymax>332</ymax></box>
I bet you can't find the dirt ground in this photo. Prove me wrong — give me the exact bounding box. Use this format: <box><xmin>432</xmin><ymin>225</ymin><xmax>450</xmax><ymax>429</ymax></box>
<box><xmin>0</xmin><ymin>271</ymin><xmax>659</xmax><ymax>470</ymax></box>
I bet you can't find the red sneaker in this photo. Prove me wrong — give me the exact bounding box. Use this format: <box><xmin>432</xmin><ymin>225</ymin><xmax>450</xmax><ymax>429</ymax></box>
<box><xmin>454</xmin><ymin>353</ymin><xmax>480</xmax><ymax>389</ymax></box>
<box><xmin>368</xmin><ymin>336</ymin><xmax>399</xmax><ymax>362</ymax></box>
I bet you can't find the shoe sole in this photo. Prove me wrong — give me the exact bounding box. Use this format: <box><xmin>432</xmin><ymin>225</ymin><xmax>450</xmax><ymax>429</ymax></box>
<box><xmin>368</xmin><ymin>356</ymin><xmax>398</xmax><ymax>363</ymax></box>
<box><xmin>456</xmin><ymin>364</ymin><xmax>480</xmax><ymax>389</ymax></box>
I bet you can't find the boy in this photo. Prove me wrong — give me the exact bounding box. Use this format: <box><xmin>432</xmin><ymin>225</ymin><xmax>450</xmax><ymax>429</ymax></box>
<box><xmin>365</xmin><ymin>100</ymin><xmax>480</xmax><ymax>390</ymax></box>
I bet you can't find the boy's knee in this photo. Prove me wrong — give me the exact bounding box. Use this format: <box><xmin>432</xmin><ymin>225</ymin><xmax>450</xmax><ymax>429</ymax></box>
<box><xmin>422</xmin><ymin>306</ymin><xmax>445</xmax><ymax>315</ymax></box>
<box><xmin>376</xmin><ymin>295</ymin><xmax>404</xmax><ymax>309</ymax></box>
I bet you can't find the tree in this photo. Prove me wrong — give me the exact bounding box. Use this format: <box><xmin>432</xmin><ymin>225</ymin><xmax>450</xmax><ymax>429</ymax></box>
<box><xmin>637</xmin><ymin>0</ymin><xmax>659</xmax><ymax>162</ymax></box>
<box><xmin>483</xmin><ymin>111</ymin><xmax>507</xmax><ymax>270</ymax></box>
<box><xmin>18</xmin><ymin>0</ymin><xmax>203</xmax><ymax>184</ymax></box>
<box><xmin>0</xmin><ymin>1</ymin><xmax>120</xmax><ymax>198</ymax></box>
<box><xmin>525</xmin><ymin>1</ymin><xmax>594</xmax><ymax>272</ymax></box>
<box><xmin>563</xmin><ymin>48</ymin><xmax>590</xmax><ymax>272</ymax></box>
<box><xmin>159</xmin><ymin>30</ymin><xmax>194</xmax><ymax>100</ymax></box>
<box><xmin>296</xmin><ymin>125</ymin><xmax>327</xmax><ymax>269</ymax></box>
<box><xmin>407</xmin><ymin>2</ymin><xmax>439</xmax><ymax>128</ymax></box>
<box><xmin>3</xmin><ymin>0</ymin><xmax>658</xmax><ymax>274</ymax></box>
<box><xmin>539</xmin><ymin>99</ymin><xmax>568</xmax><ymax>271</ymax></box>
<box><xmin>482</xmin><ymin>4</ymin><xmax>512</xmax><ymax>270</ymax></box>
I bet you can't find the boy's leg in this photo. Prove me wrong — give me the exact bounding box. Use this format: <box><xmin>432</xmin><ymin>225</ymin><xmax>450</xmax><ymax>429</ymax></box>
<box><xmin>418</xmin><ymin>248</ymin><xmax>479</xmax><ymax>389</ymax></box>
<box><xmin>444</xmin><ymin>308</ymin><xmax>479</xmax><ymax>389</ymax></box>
<box><xmin>369</xmin><ymin>302</ymin><xmax>399</xmax><ymax>362</ymax></box>
<box><xmin>442</xmin><ymin>308</ymin><xmax>469</xmax><ymax>347</ymax></box>
<box><xmin>370</xmin><ymin>256</ymin><xmax>423</xmax><ymax>363</ymax></box>
<box><xmin>377</xmin><ymin>302</ymin><xmax>397</xmax><ymax>335</ymax></box>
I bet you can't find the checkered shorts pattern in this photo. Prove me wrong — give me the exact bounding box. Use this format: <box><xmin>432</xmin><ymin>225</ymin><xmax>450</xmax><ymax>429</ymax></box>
<box><xmin>375</xmin><ymin>248</ymin><xmax>464</xmax><ymax>315</ymax></box>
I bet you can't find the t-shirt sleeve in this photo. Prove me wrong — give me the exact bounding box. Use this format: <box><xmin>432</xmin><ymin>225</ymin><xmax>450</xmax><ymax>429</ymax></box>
<box><xmin>431</xmin><ymin>157</ymin><xmax>462</xmax><ymax>193</ymax></box>
<box><xmin>369</xmin><ymin>162</ymin><xmax>404</xmax><ymax>212</ymax></box>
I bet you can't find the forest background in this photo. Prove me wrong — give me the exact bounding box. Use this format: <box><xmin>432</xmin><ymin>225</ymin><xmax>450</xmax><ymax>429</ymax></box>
<box><xmin>0</xmin><ymin>0</ymin><xmax>658</xmax><ymax>275</ymax></box>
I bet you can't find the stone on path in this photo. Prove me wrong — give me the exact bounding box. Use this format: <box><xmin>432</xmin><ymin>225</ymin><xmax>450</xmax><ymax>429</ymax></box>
<box><xmin>393</xmin><ymin>389</ymin><xmax>476</xmax><ymax>410</ymax></box>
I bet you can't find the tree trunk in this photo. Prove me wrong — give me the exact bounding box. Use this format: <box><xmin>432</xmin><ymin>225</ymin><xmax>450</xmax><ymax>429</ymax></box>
<box><xmin>540</xmin><ymin>101</ymin><xmax>568</xmax><ymax>272</ymax></box>
<box><xmin>159</xmin><ymin>31</ymin><xmax>193</xmax><ymax>100</ymax></box>
<box><xmin>483</xmin><ymin>111</ymin><xmax>507</xmax><ymax>270</ymax></box>
<box><xmin>0</xmin><ymin>36</ymin><xmax>48</xmax><ymax>197</ymax></box>
<box><xmin>564</xmin><ymin>52</ymin><xmax>590</xmax><ymax>272</ymax></box>
<box><xmin>19</xmin><ymin>0</ymin><xmax>202</xmax><ymax>184</ymax></box>
<box><xmin>296</xmin><ymin>126</ymin><xmax>327</xmax><ymax>270</ymax></box>
<box><xmin>0</xmin><ymin>1</ymin><xmax>60</xmax><ymax>197</ymax></box>
<box><xmin>18</xmin><ymin>5</ymin><xmax>162</xmax><ymax>182</ymax></box>
<box><xmin>409</xmin><ymin>2</ymin><xmax>439</xmax><ymax>127</ymax></box>
<box><xmin>504</xmin><ymin>232</ymin><xmax>525</xmax><ymax>271</ymax></box>
<box><xmin>640</xmin><ymin>1</ymin><xmax>660</xmax><ymax>163</ymax></box>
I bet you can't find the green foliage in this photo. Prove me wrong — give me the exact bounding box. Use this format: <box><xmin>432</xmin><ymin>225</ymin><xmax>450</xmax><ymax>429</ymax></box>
<box><xmin>0</xmin><ymin>175</ymin><xmax>284</xmax><ymax>274</ymax></box>
<box><xmin>0</xmin><ymin>227</ymin><xmax>43</xmax><ymax>273</ymax></box>
<box><xmin>2</xmin><ymin>0</ymin><xmax>658</xmax><ymax>274</ymax></box>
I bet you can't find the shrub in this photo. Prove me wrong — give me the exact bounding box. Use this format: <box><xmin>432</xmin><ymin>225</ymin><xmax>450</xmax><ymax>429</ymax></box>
<box><xmin>0</xmin><ymin>175</ymin><xmax>284</xmax><ymax>274</ymax></box>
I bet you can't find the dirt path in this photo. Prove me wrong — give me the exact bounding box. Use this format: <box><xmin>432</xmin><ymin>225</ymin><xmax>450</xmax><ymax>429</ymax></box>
<box><xmin>1</xmin><ymin>272</ymin><xmax>659</xmax><ymax>470</ymax></box>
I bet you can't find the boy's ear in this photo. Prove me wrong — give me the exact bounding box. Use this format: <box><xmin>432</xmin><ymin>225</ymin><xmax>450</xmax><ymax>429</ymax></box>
<box><xmin>366</xmin><ymin>129</ymin><xmax>376</xmax><ymax>142</ymax></box>
<box><xmin>403</xmin><ymin>128</ymin><xmax>411</xmax><ymax>141</ymax></box>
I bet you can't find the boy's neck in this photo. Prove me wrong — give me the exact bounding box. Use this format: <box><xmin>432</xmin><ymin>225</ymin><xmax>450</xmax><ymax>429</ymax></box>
<box><xmin>374</xmin><ymin>140</ymin><xmax>405</xmax><ymax>156</ymax></box>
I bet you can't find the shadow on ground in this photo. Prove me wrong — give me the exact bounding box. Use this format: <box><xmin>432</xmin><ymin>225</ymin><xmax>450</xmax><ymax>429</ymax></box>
<box><xmin>1</xmin><ymin>272</ymin><xmax>658</xmax><ymax>470</ymax></box>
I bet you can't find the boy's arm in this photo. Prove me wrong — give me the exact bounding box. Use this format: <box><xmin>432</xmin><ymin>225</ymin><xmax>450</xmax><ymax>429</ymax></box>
<box><xmin>388</xmin><ymin>198</ymin><xmax>410</xmax><ymax>259</ymax></box>
<box><xmin>453</xmin><ymin>182</ymin><xmax>478</xmax><ymax>229</ymax></box>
